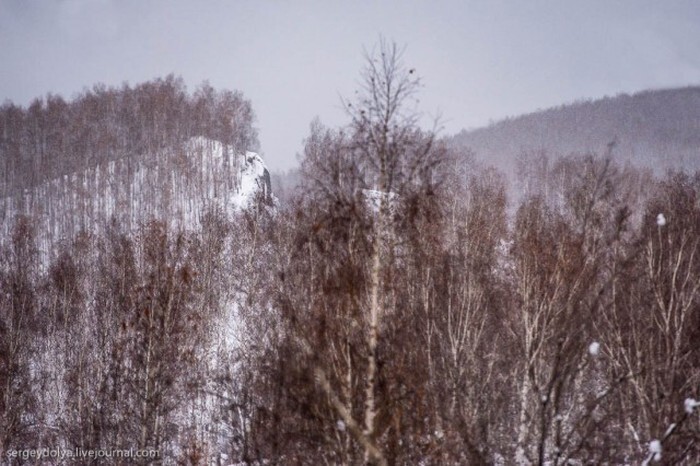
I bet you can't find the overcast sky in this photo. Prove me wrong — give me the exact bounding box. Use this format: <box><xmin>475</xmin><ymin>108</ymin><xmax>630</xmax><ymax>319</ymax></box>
<box><xmin>1</xmin><ymin>0</ymin><xmax>699</xmax><ymax>171</ymax></box>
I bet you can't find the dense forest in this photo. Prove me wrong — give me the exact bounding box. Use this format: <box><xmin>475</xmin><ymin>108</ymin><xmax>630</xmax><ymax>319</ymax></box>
<box><xmin>1</xmin><ymin>42</ymin><xmax>700</xmax><ymax>464</ymax></box>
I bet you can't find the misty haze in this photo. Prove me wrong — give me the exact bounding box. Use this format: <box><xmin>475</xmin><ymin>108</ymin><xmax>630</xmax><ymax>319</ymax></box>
<box><xmin>1</xmin><ymin>1</ymin><xmax>700</xmax><ymax>464</ymax></box>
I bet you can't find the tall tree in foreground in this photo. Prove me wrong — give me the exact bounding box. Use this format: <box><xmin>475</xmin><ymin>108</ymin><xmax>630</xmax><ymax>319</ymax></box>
<box><xmin>266</xmin><ymin>40</ymin><xmax>444</xmax><ymax>464</ymax></box>
<box><xmin>346</xmin><ymin>39</ymin><xmax>442</xmax><ymax>464</ymax></box>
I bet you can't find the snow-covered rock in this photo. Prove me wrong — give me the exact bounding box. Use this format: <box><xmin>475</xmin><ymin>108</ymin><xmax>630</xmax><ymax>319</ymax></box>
<box><xmin>231</xmin><ymin>151</ymin><xmax>273</xmax><ymax>209</ymax></box>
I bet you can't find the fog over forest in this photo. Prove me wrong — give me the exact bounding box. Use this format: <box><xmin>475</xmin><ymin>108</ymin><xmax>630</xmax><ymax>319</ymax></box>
<box><xmin>2</xmin><ymin>2</ymin><xmax>700</xmax><ymax>465</ymax></box>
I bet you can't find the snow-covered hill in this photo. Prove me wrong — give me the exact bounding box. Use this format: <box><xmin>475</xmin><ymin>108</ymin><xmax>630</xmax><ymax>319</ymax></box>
<box><xmin>0</xmin><ymin>137</ymin><xmax>274</xmax><ymax>255</ymax></box>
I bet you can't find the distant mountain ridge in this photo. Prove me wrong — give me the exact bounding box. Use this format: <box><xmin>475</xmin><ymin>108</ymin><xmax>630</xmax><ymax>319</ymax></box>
<box><xmin>451</xmin><ymin>86</ymin><xmax>700</xmax><ymax>173</ymax></box>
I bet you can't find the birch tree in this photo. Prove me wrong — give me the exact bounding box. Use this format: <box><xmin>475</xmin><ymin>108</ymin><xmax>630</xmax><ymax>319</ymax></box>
<box><xmin>263</xmin><ymin>39</ymin><xmax>443</xmax><ymax>464</ymax></box>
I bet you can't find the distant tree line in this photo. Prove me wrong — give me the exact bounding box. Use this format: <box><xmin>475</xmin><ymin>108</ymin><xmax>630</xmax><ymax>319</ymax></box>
<box><xmin>0</xmin><ymin>75</ymin><xmax>258</xmax><ymax>197</ymax></box>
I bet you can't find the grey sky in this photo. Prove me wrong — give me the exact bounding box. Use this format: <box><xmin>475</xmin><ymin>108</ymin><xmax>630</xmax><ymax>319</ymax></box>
<box><xmin>1</xmin><ymin>0</ymin><xmax>699</xmax><ymax>171</ymax></box>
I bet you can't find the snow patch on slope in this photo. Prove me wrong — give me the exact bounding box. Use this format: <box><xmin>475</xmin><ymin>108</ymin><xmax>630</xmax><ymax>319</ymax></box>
<box><xmin>0</xmin><ymin>137</ymin><xmax>275</xmax><ymax>256</ymax></box>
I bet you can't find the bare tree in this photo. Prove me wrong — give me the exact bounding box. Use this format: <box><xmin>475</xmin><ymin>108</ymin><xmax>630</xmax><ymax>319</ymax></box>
<box><xmin>0</xmin><ymin>217</ymin><xmax>39</xmax><ymax>452</ymax></box>
<box><xmin>252</xmin><ymin>39</ymin><xmax>445</xmax><ymax>464</ymax></box>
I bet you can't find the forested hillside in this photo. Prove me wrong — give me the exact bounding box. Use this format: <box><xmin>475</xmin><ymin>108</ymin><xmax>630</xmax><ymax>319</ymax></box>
<box><xmin>452</xmin><ymin>86</ymin><xmax>700</xmax><ymax>176</ymax></box>
<box><xmin>0</xmin><ymin>77</ymin><xmax>272</xmax><ymax>254</ymax></box>
<box><xmin>0</xmin><ymin>75</ymin><xmax>258</xmax><ymax>196</ymax></box>
<box><xmin>1</xmin><ymin>43</ymin><xmax>699</xmax><ymax>464</ymax></box>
